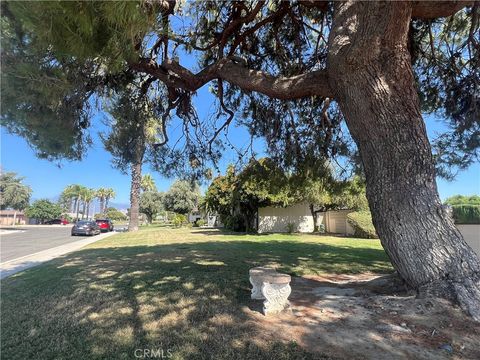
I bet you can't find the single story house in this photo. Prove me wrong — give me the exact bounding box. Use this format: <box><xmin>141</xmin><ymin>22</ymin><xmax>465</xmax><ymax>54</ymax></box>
<box><xmin>0</xmin><ymin>210</ymin><xmax>27</xmax><ymax>225</ymax></box>
<box><xmin>258</xmin><ymin>202</ymin><xmax>355</xmax><ymax>235</ymax></box>
<box><xmin>258</xmin><ymin>202</ymin><xmax>480</xmax><ymax>256</ymax></box>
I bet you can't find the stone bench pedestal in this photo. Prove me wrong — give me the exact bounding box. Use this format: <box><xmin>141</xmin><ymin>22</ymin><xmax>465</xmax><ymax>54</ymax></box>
<box><xmin>249</xmin><ymin>267</ymin><xmax>292</xmax><ymax>315</ymax></box>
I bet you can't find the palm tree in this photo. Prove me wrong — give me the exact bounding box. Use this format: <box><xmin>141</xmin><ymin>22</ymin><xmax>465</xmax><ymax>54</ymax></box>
<box><xmin>82</xmin><ymin>188</ymin><xmax>96</xmax><ymax>220</ymax></box>
<box><xmin>104</xmin><ymin>188</ymin><xmax>115</xmax><ymax>211</ymax></box>
<box><xmin>141</xmin><ymin>174</ymin><xmax>156</xmax><ymax>192</ymax></box>
<box><xmin>96</xmin><ymin>188</ymin><xmax>108</xmax><ymax>214</ymax></box>
<box><xmin>0</xmin><ymin>172</ymin><xmax>32</xmax><ymax>225</ymax></box>
<box><xmin>60</xmin><ymin>184</ymin><xmax>77</xmax><ymax>213</ymax></box>
<box><xmin>70</xmin><ymin>185</ymin><xmax>87</xmax><ymax>220</ymax></box>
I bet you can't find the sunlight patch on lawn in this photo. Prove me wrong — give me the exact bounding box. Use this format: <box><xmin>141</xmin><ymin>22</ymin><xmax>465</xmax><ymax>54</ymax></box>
<box><xmin>192</xmin><ymin>260</ymin><xmax>226</xmax><ymax>266</ymax></box>
<box><xmin>153</xmin><ymin>275</ymin><xmax>181</xmax><ymax>285</ymax></box>
<box><xmin>1</xmin><ymin>226</ymin><xmax>391</xmax><ymax>359</ymax></box>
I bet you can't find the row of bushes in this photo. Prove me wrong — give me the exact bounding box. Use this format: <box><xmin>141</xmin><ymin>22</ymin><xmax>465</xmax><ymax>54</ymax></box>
<box><xmin>170</xmin><ymin>214</ymin><xmax>206</xmax><ymax>227</ymax></box>
<box><xmin>451</xmin><ymin>205</ymin><xmax>480</xmax><ymax>224</ymax></box>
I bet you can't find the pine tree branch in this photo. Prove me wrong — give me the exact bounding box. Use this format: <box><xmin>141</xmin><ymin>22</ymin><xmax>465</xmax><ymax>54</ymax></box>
<box><xmin>131</xmin><ymin>57</ymin><xmax>332</xmax><ymax>99</ymax></box>
<box><xmin>412</xmin><ymin>1</ymin><xmax>472</xmax><ymax>19</ymax></box>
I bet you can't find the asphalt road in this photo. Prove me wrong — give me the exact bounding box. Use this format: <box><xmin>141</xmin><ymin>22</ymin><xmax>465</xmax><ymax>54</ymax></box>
<box><xmin>0</xmin><ymin>226</ymin><xmax>108</xmax><ymax>263</ymax></box>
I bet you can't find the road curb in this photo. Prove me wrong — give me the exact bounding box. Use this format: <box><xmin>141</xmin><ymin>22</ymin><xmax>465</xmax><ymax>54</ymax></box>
<box><xmin>0</xmin><ymin>231</ymin><xmax>117</xmax><ymax>279</ymax></box>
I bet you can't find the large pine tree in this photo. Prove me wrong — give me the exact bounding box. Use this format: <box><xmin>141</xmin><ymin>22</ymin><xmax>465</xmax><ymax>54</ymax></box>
<box><xmin>1</xmin><ymin>1</ymin><xmax>479</xmax><ymax>319</ymax></box>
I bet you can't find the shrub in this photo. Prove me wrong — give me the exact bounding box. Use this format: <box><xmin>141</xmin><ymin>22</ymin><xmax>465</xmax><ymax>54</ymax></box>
<box><xmin>172</xmin><ymin>214</ymin><xmax>187</xmax><ymax>227</ymax></box>
<box><xmin>104</xmin><ymin>208</ymin><xmax>128</xmax><ymax>221</ymax></box>
<box><xmin>196</xmin><ymin>219</ymin><xmax>206</xmax><ymax>227</ymax></box>
<box><xmin>285</xmin><ymin>222</ymin><xmax>296</xmax><ymax>233</ymax></box>
<box><xmin>222</xmin><ymin>214</ymin><xmax>246</xmax><ymax>232</ymax></box>
<box><xmin>347</xmin><ymin>211</ymin><xmax>378</xmax><ymax>239</ymax></box>
<box><xmin>318</xmin><ymin>224</ymin><xmax>325</xmax><ymax>233</ymax></box>
<box><xmin>451</xmin><ymin>205</ymin><xmax>480</xmax><ymax>224</ymax></box>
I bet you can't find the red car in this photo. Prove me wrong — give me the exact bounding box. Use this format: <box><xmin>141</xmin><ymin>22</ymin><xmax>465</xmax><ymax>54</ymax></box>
<box><xmin>95</xmin><ymin>219</ymin><xmax>114</xmax><ymax>232</ymax></box>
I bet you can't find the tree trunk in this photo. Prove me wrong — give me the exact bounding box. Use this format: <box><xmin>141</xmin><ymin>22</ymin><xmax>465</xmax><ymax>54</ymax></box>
<box><xmin>309</xmin><ymin>204</ymin><xmax>319</xmax><ymax>232</ymax></box>
<box><xmin>12</xmin><ymin>210</ymin><xmax>17</xmax><ymax>226</ymax></box>
<box><xmin>100</xmin><ymin>199</ymin><xmax>105</xmax><ymax>214</ymax></box>
<box><xmin>75</xmin><ymin>197</ymin><xmax>81</xmax><ymax>221</ymax></box>
<box><xmin>328</xmin><ymin>1</ymin><xmax>480</xmax><ymax>320</ymax></box>
<box><xmin>86</xmin><ymin>202</ymin><xmax>90</xmax><ymax>220</ymax></box>
<box><xmin>81</xmin><ymin>202</ymin><xmax>86</xmax><ymax>220</ymax></box>
<box><xmin>128</xmin><ymin>161</ymin><xmax>142</xmax><ymax>231</ymax></box>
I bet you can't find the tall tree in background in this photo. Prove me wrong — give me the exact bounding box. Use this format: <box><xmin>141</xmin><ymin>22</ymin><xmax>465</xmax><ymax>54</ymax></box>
<box><xmin>103</xmin><ymin>84</ymin><xmax>165</xmax><ymax>231</ymax></box>
<box><xmin>140</xmin><ymin>190</ymin><xmax>164</xmax><ymax>224</ymax></box>
<box><xmin>0</xmin><ymin>171</ymin><xmax>32</xmax><ymax>225</ymax></box>
<box><xmin>1</xmin><ymin>1</ymin><xmax>479</xmax><ymax>319</ymax></box>
<box><xmin>163</xmin><ymin>180</ymin><xmax>200</xmax><ymax>215</ymax></box>
<box><xmin>59</xmin><ymin>185</ymin><xmax>74</xmax><ymax>213</ymax></box>
<box><xmin>103</xmin><ymin>188</ymin><xmax>115</xmax><ymax>212</ymax></box>
<box><xmin>82</xmin><ymin>188</ymin><xmax>96</xmax><ymax>220</ymax></box>
<box><xmin>95</xmin><ymin>188</ymin><xmax>108</xmax><ymax>214</ymax></box>
<box><xmin>69</xmin><ymin>184</ymin><xmax>87</xmax><ymax>221</ymax></box>
<box><xmin>94</xmin><ymin>187</ymin><xmax>116</xmax><ymax>214</ymax></box>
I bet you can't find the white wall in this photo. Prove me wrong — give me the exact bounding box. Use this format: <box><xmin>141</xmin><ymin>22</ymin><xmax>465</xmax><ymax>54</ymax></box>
<box><xmin>322</xmin><ymin>210</ymin><xmax>355</xmax><ymax>235</ymax></box>
<box><xmin>258</xmin><ymin>202</ymin><xmax>314</xmax><ymax>233</ymax></box>
<box><xmin>457</xmin><ymin>224</ymin><xmax>480</xmax><ymax>256</ymax></box>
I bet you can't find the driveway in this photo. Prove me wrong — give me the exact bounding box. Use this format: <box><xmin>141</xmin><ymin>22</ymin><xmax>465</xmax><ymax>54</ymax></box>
<box><xmin>0</xmin><ymin>226</ymin><xmax>91</xmax><ymax>263</ymax></box>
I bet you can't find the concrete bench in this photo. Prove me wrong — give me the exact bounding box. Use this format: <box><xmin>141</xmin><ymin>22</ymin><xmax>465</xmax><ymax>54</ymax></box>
<box><xmin>249</xmin><ymin>267</ymin><xmax>292</xmax><ymax>315</ymax></box>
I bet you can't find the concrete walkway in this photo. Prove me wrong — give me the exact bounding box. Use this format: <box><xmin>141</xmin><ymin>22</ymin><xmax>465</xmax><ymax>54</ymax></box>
<box><xmin>0</xmin><ymin>231</ymin><xmax>116</xmax><ymax>279</ymax></box>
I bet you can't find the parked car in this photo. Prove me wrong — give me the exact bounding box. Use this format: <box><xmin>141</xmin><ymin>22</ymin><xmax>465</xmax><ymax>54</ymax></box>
<box><xmin>95</xmin><ymin>219</ymin><xmax>114</xmax><ymax>232</ymax></box>
<box><xmin>71</xmin><ymin>220</ymin><xmax>101</xmax><ymax>236</ymax></box>
<box><xmin>44</xmin><ymin>219</ymin><xmax>69</xmax><ymax>225</ymax></box>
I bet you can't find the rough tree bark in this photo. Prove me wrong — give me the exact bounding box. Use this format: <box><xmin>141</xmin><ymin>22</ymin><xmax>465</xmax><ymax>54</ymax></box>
<box><xmin>99</xmin><ymin>198</ymin><xmax>105</xmax><ymax>214</ymax></box>
<box><xmin>75</xmin><ymin>197</ymin><xmax>80</xmax><ymax>221</ymax></box>
<box><xmin>327</xmin><ymin>1</ymin><xmax>480</xmax><ymax>320</ymax></box>
<box><xmin>128</xmin><ymin>153</ymin><xmax>143</xmax><ymax>232</ymax></box>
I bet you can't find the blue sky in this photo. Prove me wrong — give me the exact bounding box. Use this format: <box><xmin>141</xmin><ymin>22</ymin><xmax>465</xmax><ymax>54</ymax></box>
<box><xmin>0</xmin><ymin>84</ymin><xmax>267</xmax><ymax>207</ymax></box>
<box><xmin>1</xmin><ymin>91</ymin><xmax>479</xmax><ymax>207</ymax></box>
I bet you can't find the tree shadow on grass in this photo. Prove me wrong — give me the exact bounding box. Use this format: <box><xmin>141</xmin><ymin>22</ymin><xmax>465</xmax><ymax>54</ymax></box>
<box><xmin>1</xmin><ymin>240</ymin><xmax>393</xmax><ymax>360</ymax></box>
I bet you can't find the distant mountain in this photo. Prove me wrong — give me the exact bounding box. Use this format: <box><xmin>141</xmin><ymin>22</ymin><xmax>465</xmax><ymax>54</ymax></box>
<box><xmin>108</xmin><ymin>201</ymin><xmax>130</xmax><ymax>211</ymax></box>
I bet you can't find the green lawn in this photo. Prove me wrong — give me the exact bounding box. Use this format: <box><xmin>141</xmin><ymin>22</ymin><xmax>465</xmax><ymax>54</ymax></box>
<box><xmin>1</xmin><ymin>227</ymin><xmax>392</xmax><ymax>360</ymax></box>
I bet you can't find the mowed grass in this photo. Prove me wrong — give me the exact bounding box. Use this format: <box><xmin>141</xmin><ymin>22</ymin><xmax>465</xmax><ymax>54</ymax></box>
<box><xmin>1</xmin><ymin>227</ymin><xmax>392</xmax><ymax>360</ymax></box>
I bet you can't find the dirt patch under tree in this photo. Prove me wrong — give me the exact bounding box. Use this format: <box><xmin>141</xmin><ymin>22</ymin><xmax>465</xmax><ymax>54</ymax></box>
<box><xmin>243</xmin><ymin>273</ymin><xmax>480</xmax><ymax>359</ymax></box>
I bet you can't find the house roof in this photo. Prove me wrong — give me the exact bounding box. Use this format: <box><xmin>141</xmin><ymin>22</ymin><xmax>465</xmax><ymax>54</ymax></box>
<box><xmin>0</xmin><ymin>210</ymin><xmax>25</xmax><ymax>216</ymax></box>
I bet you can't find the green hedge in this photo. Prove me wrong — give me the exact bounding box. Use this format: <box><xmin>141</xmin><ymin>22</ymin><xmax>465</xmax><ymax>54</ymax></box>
<box><xmin>346</xmin><ymin>211</ymin><xmax>378</xmax><ymax>239</ymax></box>
<box><xmin>451</xmin><ymin>205</ymin><xmax>480</xmax><ymax>224</ymax></box>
